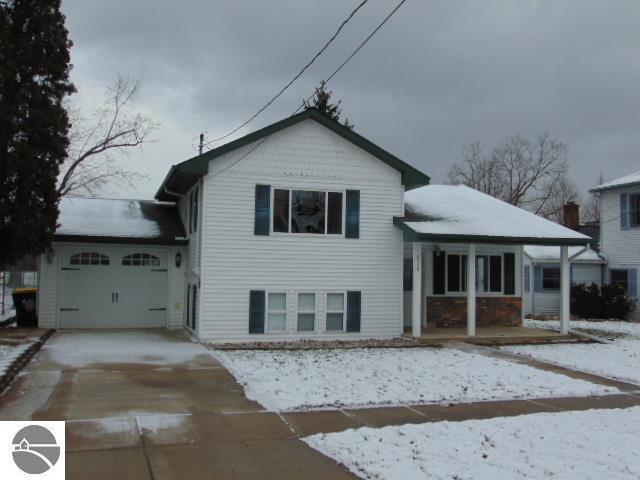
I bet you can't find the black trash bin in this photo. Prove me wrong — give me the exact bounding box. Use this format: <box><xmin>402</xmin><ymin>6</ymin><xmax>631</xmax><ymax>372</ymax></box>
<box><xmin>12</xmin><ymin>288</ymin><xmax>38</xmax><ymax>327</ymax></box>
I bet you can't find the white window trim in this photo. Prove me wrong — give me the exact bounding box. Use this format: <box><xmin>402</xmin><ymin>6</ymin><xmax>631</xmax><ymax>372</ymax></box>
<box><xmin>296</xmin><ymin>291</ymin><xmax>317</xmax><ymax>332</ymax></box>
<box><xmin>271</xmin><ymin>187</ymin><xmax>346</xmax><ymax>237</ymax></box>
<box><xmin>266</xmin><ymin>291</ymin><xmax>287</xmax><ymax>333</ymax></box>
<box><xmin>325</xmin><ymin>291</ymin><xmax>346</xmax><ymax>332</ymax></box>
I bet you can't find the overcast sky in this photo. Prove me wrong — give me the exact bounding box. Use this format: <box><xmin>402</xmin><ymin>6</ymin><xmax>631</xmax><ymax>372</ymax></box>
<box><xmin>61</xmin><ymin>0</ymin><xmax>639</xmax><ymax>202</ymax></box>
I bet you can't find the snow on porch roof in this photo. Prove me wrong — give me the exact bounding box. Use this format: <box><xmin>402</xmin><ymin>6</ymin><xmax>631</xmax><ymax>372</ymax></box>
<box><xmin>524</xmin><ymin>245</ymin><xmax>605</xmax><ymax>263</ymax></box>
<box><xmin>396</xmin><ymin>185</ymin><xmax>591</xmax><ymax>246</ymax></box>
<box><xmin>54</xmin><ymin>197</ymin><xmax>187</xmax><ymax>245</ymax></box>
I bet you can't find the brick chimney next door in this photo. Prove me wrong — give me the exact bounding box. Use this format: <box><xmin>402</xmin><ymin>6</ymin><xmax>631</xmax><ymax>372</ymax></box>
<box><xmin>563</xmin><ymin>201</ymin><xmax>580</xmax><ymax>230</ymax></box>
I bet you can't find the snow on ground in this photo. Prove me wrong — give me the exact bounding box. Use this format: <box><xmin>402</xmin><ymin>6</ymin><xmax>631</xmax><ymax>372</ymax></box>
<box><xmin>43</xmin><ymin>331</ymin><xmax>210</xmax><ymax>368</ymax></box>
<box><xmin>504</xmin><ymin>338</ymin><xmax>640</xmax><ymax>385</ymax></box>
<box><xmin>525</xmin><ymin>318</ymin><xmax>640</xmax><ymax>338</ymax></box>
<box><xmin>0</xmin><ymin>344</ymin><xmax>13</xmax><ymax>361</ymax></box>
<box><xmin>0</xmin><ymin>343</ymin><xmax>30</xmax><ymax>378</ymax></box>
<box><xmin>212</xmin><ymin>348</ymin><xmax>616</xmax><ymax>411</ymax></box>
<box><xmin>304</xmin><ymin>407</ymin><xmax>640</xmax><ymax>480</ymax></box>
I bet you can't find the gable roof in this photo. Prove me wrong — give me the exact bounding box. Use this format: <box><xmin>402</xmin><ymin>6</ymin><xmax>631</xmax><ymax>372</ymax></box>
<box><xmin>155</xmin><ymin>109</ymin><xmax>430</xmax><ymax>201</ymax></box>
<box><xmin>591</xmin><ymin>171</ymin><xmax>640</xmax><ymax>192</ymax></box>
<box><xmin>395</xmin><ymin>185</ymin><xmax>591</xmax><ymax>246</ymax></box>
<box><xmin>54</xmin><ymin>197</ymin><xmax>187</xmax><ymax>245</ymax></box>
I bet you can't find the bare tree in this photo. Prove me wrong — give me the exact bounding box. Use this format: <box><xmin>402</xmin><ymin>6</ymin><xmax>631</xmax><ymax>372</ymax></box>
<box><xmin>448</xmin><ymin>133</ymin><xmax>577</xmax><ymax>219</ymax></box>
<box><xmin>582</xmin><ymin>172</ymin><xmax>603</xmax><ymax>222</ymax></box>
<box><xmin>58</xmin><ymin>75</ymin><xmax>159</xmax><ymax>196</ymax></box>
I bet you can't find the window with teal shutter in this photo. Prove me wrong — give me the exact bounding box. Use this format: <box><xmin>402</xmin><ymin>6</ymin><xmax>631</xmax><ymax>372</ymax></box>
<box><xmin>345</xmin><ymin>190</ymin><xmax>360</xmax><ymax>238</ymax></box>
<box><xmin>620</xmin><ymin>193</ymin><xmax>629</xmax><ymax>230</ymax></box>
<box><xmin>254</xmin><ymin>185</ymin><xmax>271</xmax><ymax>235</ymax></box>
<box><xmin>524</xmin><ymin>265</ymin><xmax>530</xmax><ymax>292</ymax></box>
<box><xmin>534</xmin><ymin>266</ymin><xmax>543</xmax><ymax>292</ymax></box>
<box><xmin>346</xmin><ymin>291</ymin><xmax>361</xmax><ymax>332</ymax></box>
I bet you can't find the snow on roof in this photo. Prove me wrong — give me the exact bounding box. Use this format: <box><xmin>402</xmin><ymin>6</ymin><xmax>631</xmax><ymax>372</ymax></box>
<box><xmin>403</xmin><ymin>185</ymin><xmax>590</xmax><ymax>244</ymax></box>
<box><xmin>56</xmin><ymin>197</ymin><xmax>186</xmax><ymax>241</ymax></box>
<box><xmin>592</xmin><ymin>171</ymin><xmax>640</xmax><ymax>192</ymax></box>
<box><xmin>524</xmin><ymin>245</ymin><xmax>604</xmax><ymax>262</ymax></box>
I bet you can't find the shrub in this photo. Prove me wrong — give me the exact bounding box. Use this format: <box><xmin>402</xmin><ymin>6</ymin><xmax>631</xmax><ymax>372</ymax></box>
<box><xmin>571</xmin><ymin>283</ymin><xmax>635</xmax><ymax>320</ymax></box>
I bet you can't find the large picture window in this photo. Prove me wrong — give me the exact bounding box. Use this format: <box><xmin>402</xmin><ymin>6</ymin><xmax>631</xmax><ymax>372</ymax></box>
<box><xmin>273</xmin><ymin>189</ymin><xmax>343</xmax><ymax>235</ymax></box>
<box><xmin>445</xmin><ymin>254</ymin><xmax>502</xmax><ymax>293</ymax></box>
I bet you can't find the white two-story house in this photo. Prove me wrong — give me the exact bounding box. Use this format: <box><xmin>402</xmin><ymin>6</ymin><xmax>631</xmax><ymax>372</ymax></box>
<box><xmin>592</xmin><ymin>172</ymin><xmax>640</xmax><ymax>320</ymax></box>
<box><xmin>36</xmin><ymin>109</ymin><xmax>590</xmax><ymax>342</ymax></box>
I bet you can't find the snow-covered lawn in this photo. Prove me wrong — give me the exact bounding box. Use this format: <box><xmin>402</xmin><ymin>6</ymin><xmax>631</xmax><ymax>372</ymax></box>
<box><xmin>525</xmin><ymin>318</ymin><xmax>640</xmax><ymax>338</ymax></box>
<box><xmin>212</xmin><ymin>348</ymin><xmax>616</xmax><ymax>411</ymax></box>
<box><xmin>504</xmin><ymin>338</ymin><xmax>640</xmax><ymax>385</ymax></box>
<box><xmin>511</xmin><ymin>319</ymin><xmax>640</xmax><ymax>385</ymax></box>
<box><xmin>304</xmin><ymin>407</ymin><xmax>640</xmax><ymax>480</ymax></box>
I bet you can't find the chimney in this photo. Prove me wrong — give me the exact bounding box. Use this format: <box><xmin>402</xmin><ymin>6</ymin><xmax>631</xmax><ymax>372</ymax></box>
<box><xmin>562</xmin><ymin>201</ymin><xmax>580</xmax><ymax>230</ymax></box>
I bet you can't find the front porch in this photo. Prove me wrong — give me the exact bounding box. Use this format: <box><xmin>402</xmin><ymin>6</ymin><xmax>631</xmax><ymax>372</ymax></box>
<box><xmin>397</xmin><ymin>185</ymin><xmax>592</xmax><ymax>339</ymax></box>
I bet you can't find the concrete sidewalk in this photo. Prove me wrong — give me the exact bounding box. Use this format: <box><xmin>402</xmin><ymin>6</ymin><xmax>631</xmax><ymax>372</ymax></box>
<box><xmin>1</xmin><ymin>330</ymin><xmax>639</xmax><ymax>479</ymax></box>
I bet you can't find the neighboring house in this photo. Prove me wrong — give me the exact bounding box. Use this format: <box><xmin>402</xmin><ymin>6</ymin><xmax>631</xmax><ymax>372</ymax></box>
<box><xmin>523</xmin><ymin>245</ymin><xmax>605</xmax><ymax>316</ymax></box>
<box><xmin>591</xmin><ymin>171</ymin><xmax>640</xmax><ymax>321</ymax></box>
<box><xmin>37</xmin><ymin>109</ymin><xmax>590</xmax><ymax>342</ymax></box>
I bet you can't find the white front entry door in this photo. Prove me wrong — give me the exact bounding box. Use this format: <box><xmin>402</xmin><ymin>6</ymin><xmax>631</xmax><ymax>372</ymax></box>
<box><xmin>58</xmin><ymin>247</ymin><xmax>169</xmax><ymax>328</ymax></box>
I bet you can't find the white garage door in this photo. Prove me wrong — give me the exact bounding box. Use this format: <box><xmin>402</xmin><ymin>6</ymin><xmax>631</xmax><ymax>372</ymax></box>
<box><xmin>58</xmin><ymin>246</ymin><xmax>169</xmax><ymax>328</ymax></box>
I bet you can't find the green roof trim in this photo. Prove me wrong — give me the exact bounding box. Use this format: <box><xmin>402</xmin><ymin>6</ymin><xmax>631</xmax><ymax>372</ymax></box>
<box><xmin>155</xmin><ymin>109</ymin><xmax>430</xmax><ymax>201</ymax></box>
<box><xmin>393</xmin><ymin>217</ymin><xmax>591</xmax><ymax>246</ymax></box>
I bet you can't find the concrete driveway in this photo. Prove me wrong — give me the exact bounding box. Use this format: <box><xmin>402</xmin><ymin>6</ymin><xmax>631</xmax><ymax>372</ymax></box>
<box><xmin>0</xmin><ymin>330</ymin><xmax>353</xmax><ymax>479</ymax></box>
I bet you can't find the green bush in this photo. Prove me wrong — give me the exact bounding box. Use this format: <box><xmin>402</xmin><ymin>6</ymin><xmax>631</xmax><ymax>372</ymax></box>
<box><xmin>570</xmin><ymin>283</ymin><xmax>635</xmax><ymax>320</ymax></box>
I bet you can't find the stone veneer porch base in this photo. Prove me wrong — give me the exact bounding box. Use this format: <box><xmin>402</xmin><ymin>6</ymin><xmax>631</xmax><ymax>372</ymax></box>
<box><xmin>426</xmin><ymin>296</ymin><xmax>522</xmax><ymax>328</ymax></box>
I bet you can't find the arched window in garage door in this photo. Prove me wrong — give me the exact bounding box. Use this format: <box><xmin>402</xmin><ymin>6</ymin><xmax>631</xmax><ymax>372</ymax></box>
<box><xmin>122</xmin><ymin>253</ymin><xmax>161</xmax><ymax>266</ymax></box>
<box><xmin>70</xmin><ymin>252</ymin><xmax>110</xmax><ymax>265</ymax></box>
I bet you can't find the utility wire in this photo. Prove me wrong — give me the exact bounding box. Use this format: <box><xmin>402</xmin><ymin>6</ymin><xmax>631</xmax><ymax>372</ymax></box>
<box><xmin>202</xmin><ymin>0</ymin><xmax>369</xmax><ymax>149</ymax></box>
<box><xmin>292</xmin><ymin>0</ymin><xmax>408</xmax><ymax>115</ymax></box>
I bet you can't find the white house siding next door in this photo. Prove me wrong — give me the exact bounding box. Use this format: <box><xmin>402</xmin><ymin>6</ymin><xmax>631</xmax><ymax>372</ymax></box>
<box><xmin>58</xmin><ymin>246</ymin><xmax>169</xmax><ymax>328</ymax></box>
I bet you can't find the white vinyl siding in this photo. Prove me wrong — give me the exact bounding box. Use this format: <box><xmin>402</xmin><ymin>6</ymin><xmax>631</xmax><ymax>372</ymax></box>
<box><xmin>600</xmin><ymin>187</ymin><xmax>640</xmax><ymax>320</ymax></box>
<box><xmin>198</xmin><ymin>119</ymin><xmax>404</xmax><ymax>342</ymax></box>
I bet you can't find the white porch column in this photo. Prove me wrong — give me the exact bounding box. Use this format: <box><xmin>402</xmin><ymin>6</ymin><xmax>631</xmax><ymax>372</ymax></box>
<box><xmin>560</xmin><ymin>245</ymin><xmax>570</xmax><ymax>334</ymax></box>
<box><xmin>467</xmin><ymin>243</ymin><xmax>476</xmax><ymax>336</ymax></box>
<box><xmin>412</xmin><ymin>242</ymin><xmax>422</xmax><ymax>338</ymax></box>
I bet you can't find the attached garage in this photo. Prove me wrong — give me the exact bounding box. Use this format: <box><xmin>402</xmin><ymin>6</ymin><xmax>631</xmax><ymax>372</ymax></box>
<box><xmin>37</xmin><ymin>198</ymin><xmax>188</xmax><ymax>330</ymax></box>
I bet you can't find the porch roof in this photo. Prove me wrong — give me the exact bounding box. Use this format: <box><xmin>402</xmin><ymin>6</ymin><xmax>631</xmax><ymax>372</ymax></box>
<box><xmin>395</xmin><ymin>185</ymin><xmax>591</xmax><ymax>246</ymax></box>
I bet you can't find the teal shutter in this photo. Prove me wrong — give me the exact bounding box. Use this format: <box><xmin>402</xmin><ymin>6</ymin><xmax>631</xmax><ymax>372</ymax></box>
<box><xmin>524</xmin><ymin>265</ymin><xmax>530</xmax><ymax>292</ymax></box>
<box><xmin>346</xmin><ymin>291</ymin><xmax>361</xmax><ymax>332</ymax></box>
<box><xmin>621</xmin><ymin>193</ymin><xmax>629</xmax><ymax>230</ymax></box>
<box><xmin>534</xmin><ymin>266</ymin><xmax>543</xmax><ymax>292</ymax></box>
<box><xmin>504</xmin><ymin>253</ymin><xmax>516</xmax><ymax>295</ymax></box>
<box><xmin>249</xmin><ymin>290</ymin><xmax>265</xmax><ymax>333</ymax></box>
<box><xmin>433</xmin><ymin>251</ymin><xmax>445</xmax><ymax>294</ymax></box>
<box><xmin>629</xmin><ymin>269</ymin><xmax>638</xmax><ymax>297</ymax></box>
<box><xmin>345</xmin><ymin>190</ymin><xmax>360</xmax><ymax>238</ymax></box>
<box><xmin>254</xmin><ymin>185</ymin><xmax>271</xmax><ymax>236</ymax></box>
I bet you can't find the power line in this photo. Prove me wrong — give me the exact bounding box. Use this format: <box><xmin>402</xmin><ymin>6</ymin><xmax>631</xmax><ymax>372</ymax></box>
<box><xmin>202</xmin><ymin>0</ymin><xmax>370</xmax><ymax>149</ymax></box>
<box><xmin>292</xmin><ymin>0</ymin><xmax>408</xmax><ymax>115</ymax></box>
